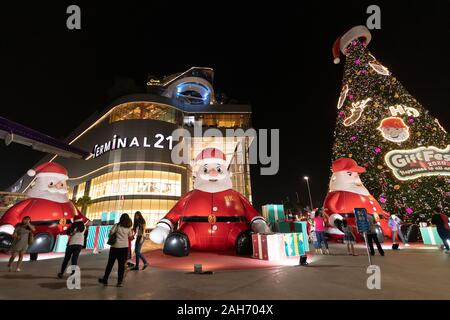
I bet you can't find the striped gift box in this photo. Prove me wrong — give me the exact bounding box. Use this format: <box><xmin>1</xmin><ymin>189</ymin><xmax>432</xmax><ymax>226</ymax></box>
<box><xmin>262</xmin><ymin>204</ymin><xmax>285</xmax><ymax>223</ymax></box>
<box><xmin>252</xmin><ymin>233</ymin><xmax>286</xmax><ymax>261</ymax></box>
<box><xmin>272</xmin><ymin>221</ymin><xmax>309</xmax><ymax>252</ymax></box>
<box><xmin>420</xmin><ymin>227</ymin><xmax>443</xmax><ymax>245</ymax></box>
<box><xmin>87</xmin><ymin>225</ymin><xmax>113</xmax><ymax>250</ymax></box>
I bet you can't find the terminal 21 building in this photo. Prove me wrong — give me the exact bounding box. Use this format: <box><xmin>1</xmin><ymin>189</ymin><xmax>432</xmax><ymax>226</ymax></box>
<box><xmin>9</xmin><ymin>68</ymin><xmax>255</xmax><ymax>227</ymax></box>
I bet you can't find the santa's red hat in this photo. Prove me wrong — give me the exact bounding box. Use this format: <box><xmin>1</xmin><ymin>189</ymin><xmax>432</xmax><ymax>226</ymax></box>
<box><xmin>378</xmin><ymin>117</ymin><xmax>408</xmax><ymax>129</ymax></box>
<box><xmin>27</xmin><ymin>162</ymin><xmax>69</xmax><ymax>180</ymax></box>
<box><xmin>332</xmin><ymin>25</ymin><xmax>372</xmax><ymax>64</ymax></box>
<box><xmin>332</xmin><ymin>158</ymin><xmax>366</xmax><ymax>173</ymax></box>
<box><xmin>195</xmin><ymin>148</ymin><xmax>226</xmax><ymax>164</ymax></box>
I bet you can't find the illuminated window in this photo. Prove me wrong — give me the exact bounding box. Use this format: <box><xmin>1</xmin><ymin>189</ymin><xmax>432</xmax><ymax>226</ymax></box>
<box><xmin>75</xmin><ymin>182</ymin><xmax>86</xmax><ymax>200</ymax></box>
<box><xmin>89</xmin><ymin>170</ymin><xmax>182</xmax><ymax>200</ymax></box>
<box><xmin>110</xmin><ymin>102</ymin><xmax>181</xmax><ymax>124</ymax></box>
<box><xmin>195</xmin><ymin>114</ymin><xmax>250</xmax><ymax>128</ymax></box>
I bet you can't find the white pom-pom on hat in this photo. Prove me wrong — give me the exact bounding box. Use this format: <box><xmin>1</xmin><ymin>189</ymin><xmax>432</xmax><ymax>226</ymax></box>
<box><xmin>27</xmin><ymin>169</ymin><xmax>36</xmax><ymax>177</ymax></box>
<box><xmin>332</xmin><ymin>25</ymin><xmax>372</xmax><ymax>64</ymax></box>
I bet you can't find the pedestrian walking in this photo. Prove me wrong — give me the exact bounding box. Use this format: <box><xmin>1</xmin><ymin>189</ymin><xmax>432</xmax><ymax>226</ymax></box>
<box><xmin>57</xmin><ymin>214</ymin><xmax>85</xmax><ymax>278</ymax></box>
<box><xmin>366</xmin><ymin>214</ymin><xmax>384</xmax><ymax>256</ymax></box>
<box><xmin>130</xmin><ymin>211</ymin><xmax>148</xmax><ymax>271</ymax></box>
<box><xmin>98</xmin><ymin>213</ymin><xmax>133</xmax><ymax>287</ymax></box>
<box><xmin>431</xmin><ymin>208</ymin><xmax>450</xmax><ymax>253</ymax></box>
<box><xmin>7</xmin><ymin>216</ymin><xmax>35</xmax><ymax>272</ymax></box>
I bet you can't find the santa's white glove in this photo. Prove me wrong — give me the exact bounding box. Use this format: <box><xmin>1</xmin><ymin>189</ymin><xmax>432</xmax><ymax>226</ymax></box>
<box><xmin>149</xmin><ymin>220</ymin><xmax>172</xmax><ymax>244</ymax></box>
<box><xmin>251</xmin><ymin>217</ymin><xmax>271</xmax><ymax>234</ymax></box>
<box><xmin>0</xmin><ymin>224</ymin><xmax>15</xmax><ymax>235</ymax></box>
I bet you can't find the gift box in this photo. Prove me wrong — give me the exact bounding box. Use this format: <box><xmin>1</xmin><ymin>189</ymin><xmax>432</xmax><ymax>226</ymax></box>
<box><xmin>86</xmin><ymin>225</ymin><xmax>113</xmax><ymax>250</ymax></box>
<box><xmin>273</xmin><ymin>221</ymin><xmax>309</xmax><ymax>252</ymax></box>
<box><xmin>53</xmin><ymin>234</ymin><xmax>69</xmax><ymax>252</ymax></box>
<box><xmin>252</xmin><ymin>233</ymin><xmax>286</xmax><ymax>261</ymax></box>
<box><xmin>101</xmin><ymin>212</ymin><xmax>121</xmax><ymax>224</ymax></box>
<box><xmin>262</xmin><ymin>204</ymin><xmax>285</xmax><ymax>223</ymax></box>
<box><xmin>283</xmin><ymin>233</ymin><xmax>306</xmax><ymax>256</ymax></box>
<box><xmin>420</xmin><ymin>227</ymin><xmax>444</xmax><ymax>245</ymax></box>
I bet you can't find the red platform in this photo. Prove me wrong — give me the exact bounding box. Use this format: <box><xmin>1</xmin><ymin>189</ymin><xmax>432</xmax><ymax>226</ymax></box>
<box><xmin>143</xmin><ymin>250</ymin><xmax>303</xmax><ymax>271</ymax></box>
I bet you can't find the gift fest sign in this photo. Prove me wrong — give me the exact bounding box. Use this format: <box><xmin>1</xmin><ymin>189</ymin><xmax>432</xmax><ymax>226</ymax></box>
<box><xmin>384</xmin><ymin>145</ymin><xmax>450</xmax><ymax>181</ymax></box>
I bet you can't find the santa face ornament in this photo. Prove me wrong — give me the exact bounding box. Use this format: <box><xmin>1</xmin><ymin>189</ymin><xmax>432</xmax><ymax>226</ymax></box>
<box><xmin>378</xmin><ymin>117</ymin><xmax>410</xmax><ymax>143</ymax></box>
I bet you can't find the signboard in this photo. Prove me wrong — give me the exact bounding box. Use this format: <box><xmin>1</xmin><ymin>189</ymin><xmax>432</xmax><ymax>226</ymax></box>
<box><xmin>354</xmin><ymin>208</ymin><xmax>369</xmax><ymax>233</ymax></box>
<box><xmin>92</xmin><ymin>134</ymin><xmax>173</xmax><ymax>159</ymax></box>
<box><xmin>385</xmin><ymin>145</ymin><xmax>450</xmax><ymax>181</ymax></box>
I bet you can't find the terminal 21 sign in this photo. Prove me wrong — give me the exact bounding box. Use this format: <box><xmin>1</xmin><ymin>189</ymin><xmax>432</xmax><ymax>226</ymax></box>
<box><xmin>92</xmin><ymin>134</ymin><xmax>173</xmax><ymax>158</ymax></box>
<box><xmin>384</xmin><ymin>145</ymin><xmax>450</xmax><ymax>181</ymax></box>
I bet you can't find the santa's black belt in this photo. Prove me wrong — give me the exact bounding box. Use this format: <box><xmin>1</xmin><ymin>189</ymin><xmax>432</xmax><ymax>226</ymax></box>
<box><xmin>180</xmin><ymin>216</ymin><xmax>246</xmax><ymax>223</ymax></box>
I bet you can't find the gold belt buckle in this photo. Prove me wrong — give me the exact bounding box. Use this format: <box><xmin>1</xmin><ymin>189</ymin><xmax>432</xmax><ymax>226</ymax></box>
<box><xmin>59</xmin><ymin>218</ymin><xmax>66</xmax><ymax>225</ymax></box>
<box><xmin>208</xmin><ymin>214</ymin><xmax>217</xmax><ymax>224</ymax></box>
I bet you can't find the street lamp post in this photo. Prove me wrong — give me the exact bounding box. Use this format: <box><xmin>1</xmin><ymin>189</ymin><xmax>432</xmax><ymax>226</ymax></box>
<box><xmin>303</xmin><ymin>176</ymin><xmax>314</xmax><ymax>210</ymax></box>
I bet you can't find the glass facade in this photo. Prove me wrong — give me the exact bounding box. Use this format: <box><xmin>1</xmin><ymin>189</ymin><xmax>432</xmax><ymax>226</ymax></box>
<box><xmin>193</xmin><ymin>113</ymin><xmax>251</xmax><ymax>128</ymax></box>
<box><xmin>89</xmin><ymin>170</ymin><xmax>181</xmax><ymax>199</ymax></box>
<box><xmin>109</xmin><ymin>102</ymin><xmax>182</xmax><ymax>124</ymax></box>
<box><xmin>73</xmin><ymin>169</ymin><xmax>183</xmax><ymax>228</ymax></box>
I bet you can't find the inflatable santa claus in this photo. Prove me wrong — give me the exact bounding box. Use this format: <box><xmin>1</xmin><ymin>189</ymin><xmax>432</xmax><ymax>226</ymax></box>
<box><xmin>323</xmin><ymin>158</ymin><xmax>390</xmax><ymax>241</ymax></box>
<box><xmin>0</xmin><ymin>162</ymin><xmax>87</xmax><ymax>256</ymax></box>
<box><xmin>150</xmin><ymin>148</ymin><xmax>270</xmax><ymax>257</ymax></box>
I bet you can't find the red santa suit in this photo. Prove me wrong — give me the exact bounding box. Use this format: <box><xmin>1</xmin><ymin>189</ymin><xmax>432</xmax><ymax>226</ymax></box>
<box><xmin>164</xmin><ymin>188</ymin><xmax>261</xmax><ymax>251</ymax></box>
<box><xmin>323</xmin><ymin>158</ymin><xmax>390</xmax><ymax>240</ymax></box>
<box><xmin>150</xmin><ymin>148</ymin><xmax>270</xmax><ymax>255</ymax></box>
<box><xmin>0</xmin><ymin>162</ymin><xmax>87</xmax><ymax>253</ymax></box>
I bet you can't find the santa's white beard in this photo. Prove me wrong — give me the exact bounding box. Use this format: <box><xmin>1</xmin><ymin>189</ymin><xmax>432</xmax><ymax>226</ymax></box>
<box><xmin>329</xmin><ymin>172</ymin><xmax>370</xmax><ymax>196</ymax></box>
<box><xmin>194</xmin><ymin>176</ymin><xmax>232</xmax><ymax>193</ymax></box>
<box><xmin>27</xmin><ymin>187</ymin><xmax>69</xmax><ymax>203</ymax></box>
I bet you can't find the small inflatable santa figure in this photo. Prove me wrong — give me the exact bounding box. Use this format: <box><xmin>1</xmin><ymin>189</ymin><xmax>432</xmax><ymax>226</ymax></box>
<box><xmin>0</xmin><ymin>162</ymin><xmax>87</xmax><ymax>254</ymax></box>
<box><xmin>150</xmin><ymin>148</ymin><xmax>270</xmax><ymax>256</ymax></box>
<box><xmin>323</xmin><ymin>158</ymin><xmax>389</xmax><ymax>240</ymax></box>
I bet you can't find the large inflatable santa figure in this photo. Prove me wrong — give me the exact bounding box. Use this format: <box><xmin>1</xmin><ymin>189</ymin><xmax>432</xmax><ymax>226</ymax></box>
<box><xmin>323</xmin><ymin>158</ymin><xmax>390</xmax><ymax>241</ymax></box>
<box><xmin>0</xmin><ymin>162</ymin><xmax>87</xmax><ymax>256</ymax></box>
<box><xmin>150</xmin><ymin>148</ymin><xmax>270</xmax><ymax>257</ymax></box>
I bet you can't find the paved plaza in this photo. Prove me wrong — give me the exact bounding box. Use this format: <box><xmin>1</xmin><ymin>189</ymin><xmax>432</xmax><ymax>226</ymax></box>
<box><xmin>0</xmin><ymin>242</ymin><xmax>448</xmax><ymax>300</ymax></box>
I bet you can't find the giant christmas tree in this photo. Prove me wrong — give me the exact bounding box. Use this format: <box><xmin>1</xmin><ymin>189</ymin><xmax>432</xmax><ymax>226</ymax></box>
<box><xmin>331</xmin><ymin>26</ymin><xmax>450</xmax><ymax>222</ymax></box>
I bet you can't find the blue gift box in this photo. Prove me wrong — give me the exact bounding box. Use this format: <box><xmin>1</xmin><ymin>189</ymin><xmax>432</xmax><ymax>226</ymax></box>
<box><xmin>53</xmin><ymin>234</ymin><xmax>69</xmax><ymax>252</ymax></box>
<box><xmin>101</xmin><ymin>212</ymin><xmax>121</xmax><ymax>224</ymax></box>
<box><xmin>86</xmin><ymin>225</ymin><xmax>113</xmax><ymax>250</ymax></box>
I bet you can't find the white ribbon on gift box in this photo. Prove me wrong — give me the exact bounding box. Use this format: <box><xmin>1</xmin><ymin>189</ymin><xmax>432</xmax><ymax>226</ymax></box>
<box><xmin>257</xmin><ymin>234</ymin><xmax>263</xmax><ymax>259</ymax></box>
<box><xmin>427</xmin><ymin>227</ymin><xmax>436</xmax><ymax>245</ymax></box>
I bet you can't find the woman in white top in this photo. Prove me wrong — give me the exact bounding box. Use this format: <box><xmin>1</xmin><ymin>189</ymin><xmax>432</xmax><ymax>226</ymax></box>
<box><xmin>99</xmin><ymin>213</ymin><xmax>133</xmax><ymax>287</ymax></box>
<box><xmin>57</xmin><ymin>215</ymin><xmax>85</xmax><ymax>279</ymax></box>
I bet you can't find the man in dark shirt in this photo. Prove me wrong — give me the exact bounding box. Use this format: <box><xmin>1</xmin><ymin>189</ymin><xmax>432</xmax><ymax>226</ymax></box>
<box><xmin>431</xmin><ymin>208</ymin><xmax>450</xmax><ymax>252</ymax></box>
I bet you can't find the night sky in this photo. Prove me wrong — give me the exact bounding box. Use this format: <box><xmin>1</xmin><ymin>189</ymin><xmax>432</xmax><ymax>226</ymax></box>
<box><xmin>1</xmin><ymin>1</ymin><xmax>450</xmax><ymax>210</ymax></box>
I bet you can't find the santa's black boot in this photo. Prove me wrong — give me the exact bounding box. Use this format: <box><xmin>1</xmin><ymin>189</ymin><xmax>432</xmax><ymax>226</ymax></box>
<box><xmin>163</xmin><ymin>231</ymin><xmax>190</xmax><ymax>257</ymax></box>
<box><xmin>236</xmin><ymin>230</ymin><xmax>253</xmax><ymax>256</ymax></box>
